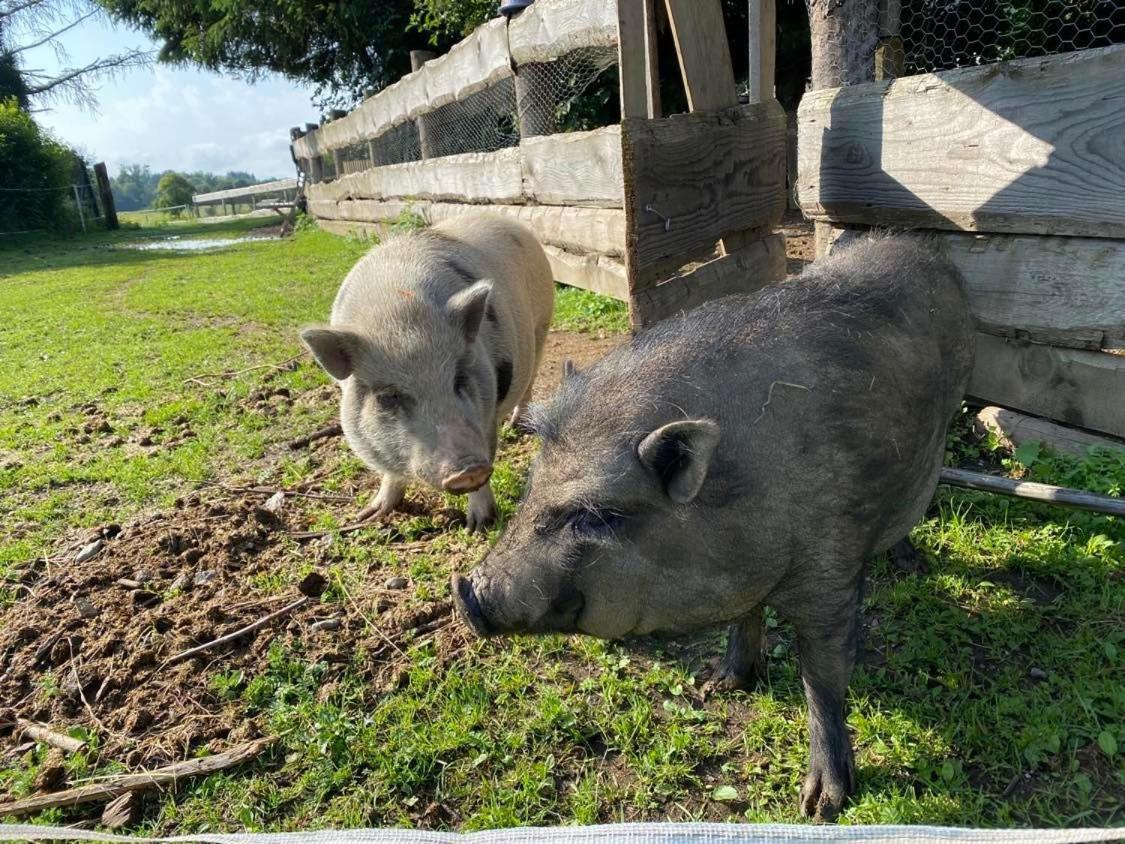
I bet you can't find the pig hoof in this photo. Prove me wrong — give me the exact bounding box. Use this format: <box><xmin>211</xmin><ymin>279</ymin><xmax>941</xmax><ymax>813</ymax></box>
<box><xmin>702</xmin><ymin>659</ymin><xmax>762</xmax><ymax>694</ymax></box>
<box><xmin>889</xmin><ymin>537</ymin><xmax>928</xmax><ymax>574</ymax></box>
<box><xmin>798</xmin><ymin>758</ymin><xmax>854</xmax><ymax>823</ymax></box>
<box><xmin>465</xmin><ymin>503</ymin><xmax>498</xmax><ymax>533</ymax></box>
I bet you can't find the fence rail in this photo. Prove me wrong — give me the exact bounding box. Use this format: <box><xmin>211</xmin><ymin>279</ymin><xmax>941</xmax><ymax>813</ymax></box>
<box><xmin>290</xmin><ymin>0</ymin><xmax>616</xmax><ymax>163</ymax></box>
<box><xmin>193</xmin><ymin>178</ymin><xmax>299</xmax><ymax>206</ymax></box>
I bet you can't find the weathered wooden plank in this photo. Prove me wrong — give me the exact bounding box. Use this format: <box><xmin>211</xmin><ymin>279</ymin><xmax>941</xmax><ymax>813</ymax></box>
<box><xmin>817</xmin><ymin>227</ymin><xmax>1125</xmax><ymax>351</ymax></box>
<box><xmin>798</xmin><ymin>45</ymin><xmax>1125</xmax><ymax>237</ymax></box>
<box><xmin>310</xmin><ymin>198</ymin><xmax>625</xmax><ymax>257</ymax></box>
<box><xmin>521</xmin><ymin>127</ymin><xmax>624</xmax><ymax>207</ymax></box>
<box><xmin>623</xmin><ymin>101</ymin><xmax>788</xmax><ymax>288</ymax></box>
<box><xmin>509</xmin><ymin>0</ymin><xmax>618</xmax><ymax>65</ymax></box>
<box><xmin>617</xmin><ymin>0</ymin><xmax>654</xmax><ymax>119</ymax></box>
<box><xmin>968</xmin><ymin>334</ymin><xmax>1125</xmax><ymax>438</ymax></box>
<box><xmin>293</xmin><ymin>0</ymin><xmax>623</xmax><ymax>160</ymax></box>
<box><xmin>946</xmin><ymin>234</ymin><xmax>1125</xmax><ymax>351</ymax></box>
<box><xmin>975</xmin><ymin>406</ymin><xmax>1124</xmax><ymax>460</ymax></box>
<box><xmin>664</xmin><ymin>0</ymin><xmax>737</xmax><ymax>112</ymax></box>
<box><xmin>305</xmin><ymin>148</ymin><xmax>525</xmax><ymax>205</ymax></box>
<box><xmin>748</xmin><ymin>0</ymin><xmax>776</xmax><ymax>104</ymax></box>
<box><xmin>193</xmin><ymin>178</ymin><xmax>297</xmax><ymax>205</ymax></box>
<box><xmin>427</xmin><ymin>204</ymin><xmax>625</xmax><ymax>257</ymax></box>
<box><xmin>630</xmin><ymin>234</ymin><xmax>786</xmax><ymax>326</ymax></box>
<box><xmin>544</xmin><ymin>245</ymin><xmax>630</xmax><ymax>300</ymax></box>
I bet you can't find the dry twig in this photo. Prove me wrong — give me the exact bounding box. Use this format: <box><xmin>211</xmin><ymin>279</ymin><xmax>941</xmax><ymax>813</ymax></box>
<box><xmin>162</xmin><ymin>597</ymin><xmax>311</xmax><ymax>666</ymax></box>
<box><xmin>288</xmin><ymin>421</ymin><xmax>343</xmax><ymax>450</ymax></box>
<box><xmin>184</xmin><ymin>355</ymin><xmax>302</xmax><ymax>387</ymax></box>
<box><xmin>0</xmin><ymin>738</ymin><xmax>276</xmax><ymax>818</ymax></box>
<box><xmin>16</xmin><ymin>719</ymin><xmax>86</xmax><ymax>754</ymax></box>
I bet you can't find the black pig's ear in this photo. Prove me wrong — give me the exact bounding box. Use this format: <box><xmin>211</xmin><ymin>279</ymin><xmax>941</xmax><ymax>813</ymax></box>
<box><xmin>637</xmin><ymin>419</ymin><xmax>720</xmax><ymax>504</ymax></box>
<box><xmin>300</xmin><ymin>326</ymin><xmax>363</xmax><ymax>380</ymax></box>
<box><xmin>447</xmin><ymin>280</ymin><xmax>493</xmax><ymax>344</ymax></box>
<box><xmin>562</xmin><ymin>359</ymin><xmax>577</xmax><ymax>380</ymax></box>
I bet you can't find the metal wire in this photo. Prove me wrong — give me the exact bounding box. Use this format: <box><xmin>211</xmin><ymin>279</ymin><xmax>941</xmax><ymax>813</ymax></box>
<box><xmin>322</xmin><ymin>46</ymin><xmax>617</xmax><ymax>182</ymax></box>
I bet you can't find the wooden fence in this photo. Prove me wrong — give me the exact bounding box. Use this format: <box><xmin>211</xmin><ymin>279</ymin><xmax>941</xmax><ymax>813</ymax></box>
<box><xmin>193</xmin><ymin>178</ymin><xmax>299</xmax><ymax>216</ymax></box>
<box><xmin>291</xmin><ymin>0</ymin><xmax>787</xmax><ymax>328</ymax></box>
<box><xmin>798</xmin><ymin>28</ymin><xmax>1124</xmax><ymax>440</ymax></box>
<box><xmin>294</xmin><ymin>0</ymin><xmax>1122</xmax><ymax>443</ymax></box>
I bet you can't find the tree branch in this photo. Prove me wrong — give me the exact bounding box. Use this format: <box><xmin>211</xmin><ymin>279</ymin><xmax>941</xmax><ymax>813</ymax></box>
<box><xmin>4</xmin><ymin>7</ymin><xmax>97</xmax><ymax>56</ymax></box>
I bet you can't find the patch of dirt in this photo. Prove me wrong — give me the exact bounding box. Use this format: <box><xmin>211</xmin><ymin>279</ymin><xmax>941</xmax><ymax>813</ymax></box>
<box><xmin>0</xmin><ymin>492</ymin><xmax>466</xmax><ymax>772</ymax></box>
<box><xmin>0</xmin><ymin>327</ymin><xmax>626</xmax><ymax>786</ymax></box>
<box><xmin>534</xmin><ymin>331</ymin><xmax>626</xmax><ymax>400</ymax></box>
<box><xmin>782</xmin><ymin>214</ymin><xmax>815</xmax><ymax>277</ymax></box>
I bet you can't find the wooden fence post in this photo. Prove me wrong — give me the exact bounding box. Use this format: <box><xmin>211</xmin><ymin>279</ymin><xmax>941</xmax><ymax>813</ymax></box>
<box><xmin>748</xmin><ymin>0</ymin><xmax>776</xmax><ymax>103</ymax></box>
<box><xmin>411</xmin><ymin>50</ymin><xmax>438</xmax><ymax>158</ymax></box>
<box><xmin>875</xmin><ymin>0</ymin><xmax>904</xmax><ymax>80</ymax></box>
<box><xmin>807</xmin><ymin>0</ymin><xmax>879</xmax><ymax>255</ymax></box>
<box><xmin>663</xmin><ymin>0</ymin><xmax>737</xmax><ymax>112</ymax></box>
<box><xmin>93</xmin><ymin>162</ymin><xmax>118</xmax><ymax>230</ymax></box>
<box><xmin>515</xmin><ymin>64</ymin><xmax>558</xmax><ymax>138</ymax></box>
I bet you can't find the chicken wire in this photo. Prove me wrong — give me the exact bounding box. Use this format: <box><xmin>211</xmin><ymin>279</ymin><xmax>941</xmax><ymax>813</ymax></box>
<box><xmin>894</xmin><ymin>0</ymin><xmax>1125</xmax><ymax>78</ymax></box>
<box><xmin>319</xmin><ymin>46</ymin><xmax>617</xmax><ymax>183</ymax></box>
<box><xmin>805</xmin><ymin>0</ymin><xmax>1124</xmax><ymax>82</ymax></box>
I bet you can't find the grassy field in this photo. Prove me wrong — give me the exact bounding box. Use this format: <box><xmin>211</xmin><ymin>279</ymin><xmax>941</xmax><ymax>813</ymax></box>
<box><xmin>0</xmin><ymin>217</ymin><xmax>1121</xmax><ymax>834</ymax></box>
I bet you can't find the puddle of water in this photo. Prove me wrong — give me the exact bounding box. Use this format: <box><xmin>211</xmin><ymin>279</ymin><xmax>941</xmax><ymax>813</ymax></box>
<box><xmin>119</xmin><ymin>235</ymin><xmax>276</xmax><ymax>252</ymax></box>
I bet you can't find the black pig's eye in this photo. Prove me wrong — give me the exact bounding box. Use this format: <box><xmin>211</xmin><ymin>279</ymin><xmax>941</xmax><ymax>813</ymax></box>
<box><xmin>569</xmin><ymin>508</ymin><xmax>624</xmax><ymax>537</ymax></box>
<box><xmin>454</xmin><ymin>370</ymin><xmax>471</xmax><ymax>397</ymax></box>
<box><xmin>375</xmin><ymin>390</ymin><xmax>409</xmax><ymax>412</ymax></box>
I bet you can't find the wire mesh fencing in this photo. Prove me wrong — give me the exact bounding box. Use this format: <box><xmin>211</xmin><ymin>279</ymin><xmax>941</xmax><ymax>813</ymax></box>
<box><xmin>893</xmin><ymin>0</ymin><xmax>1125</xmax><ymax>78</ymax></box>
<box><xmin>318</xmin><ymin>45</ymin><xmax>618</xmax><ymax>183</ymax></box>
<box><xmin>806</xmin><ymin>0</ymin><xmax>1125</xmax><ymax>83</ymax></box>
<box><xmin>0</xmin><ymin>182</ymin><xmax>103</xmax><ymax>237</ymax></box>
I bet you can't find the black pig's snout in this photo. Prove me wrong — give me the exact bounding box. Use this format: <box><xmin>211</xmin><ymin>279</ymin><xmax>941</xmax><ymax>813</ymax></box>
<box><xmin>451</xmin><ymin>574</ymin><xmax>492</xmax><ymax>638</ymax></box>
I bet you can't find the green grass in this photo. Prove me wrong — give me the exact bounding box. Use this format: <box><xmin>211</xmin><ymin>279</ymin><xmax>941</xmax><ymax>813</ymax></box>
<box><xmin>553</xmin><ymin>286</ymin><xmax>630</xmax><ymax>333</ymax></box>
<box><xmin>0</xmin><ymin>218</ymin><xmax>1121</xmax><ymax>834</ymax></box>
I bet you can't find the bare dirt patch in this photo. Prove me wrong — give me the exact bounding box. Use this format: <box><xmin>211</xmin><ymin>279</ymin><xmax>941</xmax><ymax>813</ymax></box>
<box><xmin>0</xmin><ymin>329</ymin><xmax>620</xmax><ymax>781</ymax></box>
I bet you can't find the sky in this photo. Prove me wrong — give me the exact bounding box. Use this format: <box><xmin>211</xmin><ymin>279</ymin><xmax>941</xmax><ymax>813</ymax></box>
<box><xmin>21</xmin><ymin>12</ymin><xmax>322</xmax><ymax>179</ymax></box>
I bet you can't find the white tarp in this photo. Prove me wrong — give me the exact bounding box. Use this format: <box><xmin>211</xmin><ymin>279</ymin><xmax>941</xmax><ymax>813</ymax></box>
<box><xmin>1</xmin><ymin>824</ymin><xmax>1123</xmax><ymax>844</ymax></box>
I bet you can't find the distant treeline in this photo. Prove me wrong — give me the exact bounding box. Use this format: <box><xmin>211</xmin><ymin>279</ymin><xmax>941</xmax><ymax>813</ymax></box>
<box><xmin>110</xmin><ymin>164</ymin><xmax>281</xmax><ymax>211</ymax></box>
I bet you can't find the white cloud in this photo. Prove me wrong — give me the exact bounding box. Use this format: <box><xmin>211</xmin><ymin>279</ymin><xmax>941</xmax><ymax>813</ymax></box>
<box><xmin>26</xmin><ymin>17</ymin><xmax>319</xmax><ymax>179</ymax></box>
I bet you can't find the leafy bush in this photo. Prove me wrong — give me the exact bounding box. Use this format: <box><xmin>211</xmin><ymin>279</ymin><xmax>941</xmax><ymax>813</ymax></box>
<box><xmin>0</xmin><ymin>98</ymin><xmax>81</xmax><ymax>233</ymax></box>
<box><xmin>152</xmin><ymin>172</ymin><xmax>196</xmax><ymax>216</ymax></box>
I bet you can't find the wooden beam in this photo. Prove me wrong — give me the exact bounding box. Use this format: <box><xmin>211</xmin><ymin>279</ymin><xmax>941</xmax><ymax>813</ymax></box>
<box><xmin>797</xmin><ymin>45</ymin><xmax>1125</xmax><ymax>238</ymax></box>
<box><xmin>305</xmin><ymin>148</ymin><xmax>525</xmax><ymax>205</ymax></box>
<box><xmin>622</xmin><ymin>101</ymin><xmax>788</xmax><ymax>289</ymax></box>
<box><xmin>543</xmin><ymin>245</ymin><xmax>630</xmax><ymax>300</ymax></box>
<box><xmin>748</xmin><ymin>0</ymin><xmax>776</xmax><ymax>103</ymax></box>
<box><xmin>410</xmin><ymin>50</ymin><xmax>438</xmax><ymax>159</ymax></box>
<box><xmin>939</xmin><ymin>467</ymin><xmax>1125</xmax><ymax>518</ymax></box>
<box><xmin>293</xmin><ymin>0</ymin><xmax>621</xmax><ymax>160</ymax></box>
<box><xmin>975</xmin><ymin>406</ymin><xmax>1124</xmax><ymax>460</ymax></box>
<box><xmin>310</xmin><ymin>198</ymin><xmax>625</xmax><ymax>257</ymax></box>
<box><xmin>968</xmin><ymin>334</ymin><xmax>1125</xmax><ymax>438</ymax></box>
<box><xmin>663</xmin><ymin>0</ymin><xmax>737</xmax><ymax>112</ymax></box>
<box><xmin>642</xmin><ymin>0</ymin><xmax>662</xmax><ymax>118</ymax></box>
<box><xmin>630</xmin><ymin>234</ymin><xmax>786</xmax><ymax>327</ymax></box>
<box><xmin>93</xmin><ymin>162</ymin><xmax>118</xmax><ymax>230</ymax></box>
<box><xmin>945</xmin><ymin>234</ymin><xmax>1125</xmax><ymax>351</ymax></box>
<box><xmin>617</xmin><ymin>0</ymin><xmax>655</xmax><ymax>119</ymax></box>
<box><xmin>521</xmin><ymin>126</ymin><xmax>624</xmax><ymax>206</ymax></box>
<box><xmin>508</xmin><ymin>0</ymin><xmax>619</xmax><ymax>65</ymax></box>
<box><xmin>816</xmin><ymin>227</ymin><xmax>1125</xmax><ymax>351</ymax></box>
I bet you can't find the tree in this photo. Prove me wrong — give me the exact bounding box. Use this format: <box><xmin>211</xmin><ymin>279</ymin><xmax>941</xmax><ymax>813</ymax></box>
<box><xmin>1</xmin><ymin>0</ymin><xmax>151</xmax><ymax>110</ymax></box>
<box><xmin>0</xmin><ymin>96</ymin><xmax>79</xmax><ymax>231</ymax></box>
<box><xmin>152</xmin><ymin>170</ymin><xmax>194</xmax><ymax>215</ymax></box>
<box><xmin>96</xmin><ymin>0</ymin><xmax>447</xmax><ymax>109</ymax></box>
<box><xmin>109</xmin><ymin>162</ymin><xmax>157</xmax><ymax>210</ymax></box>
